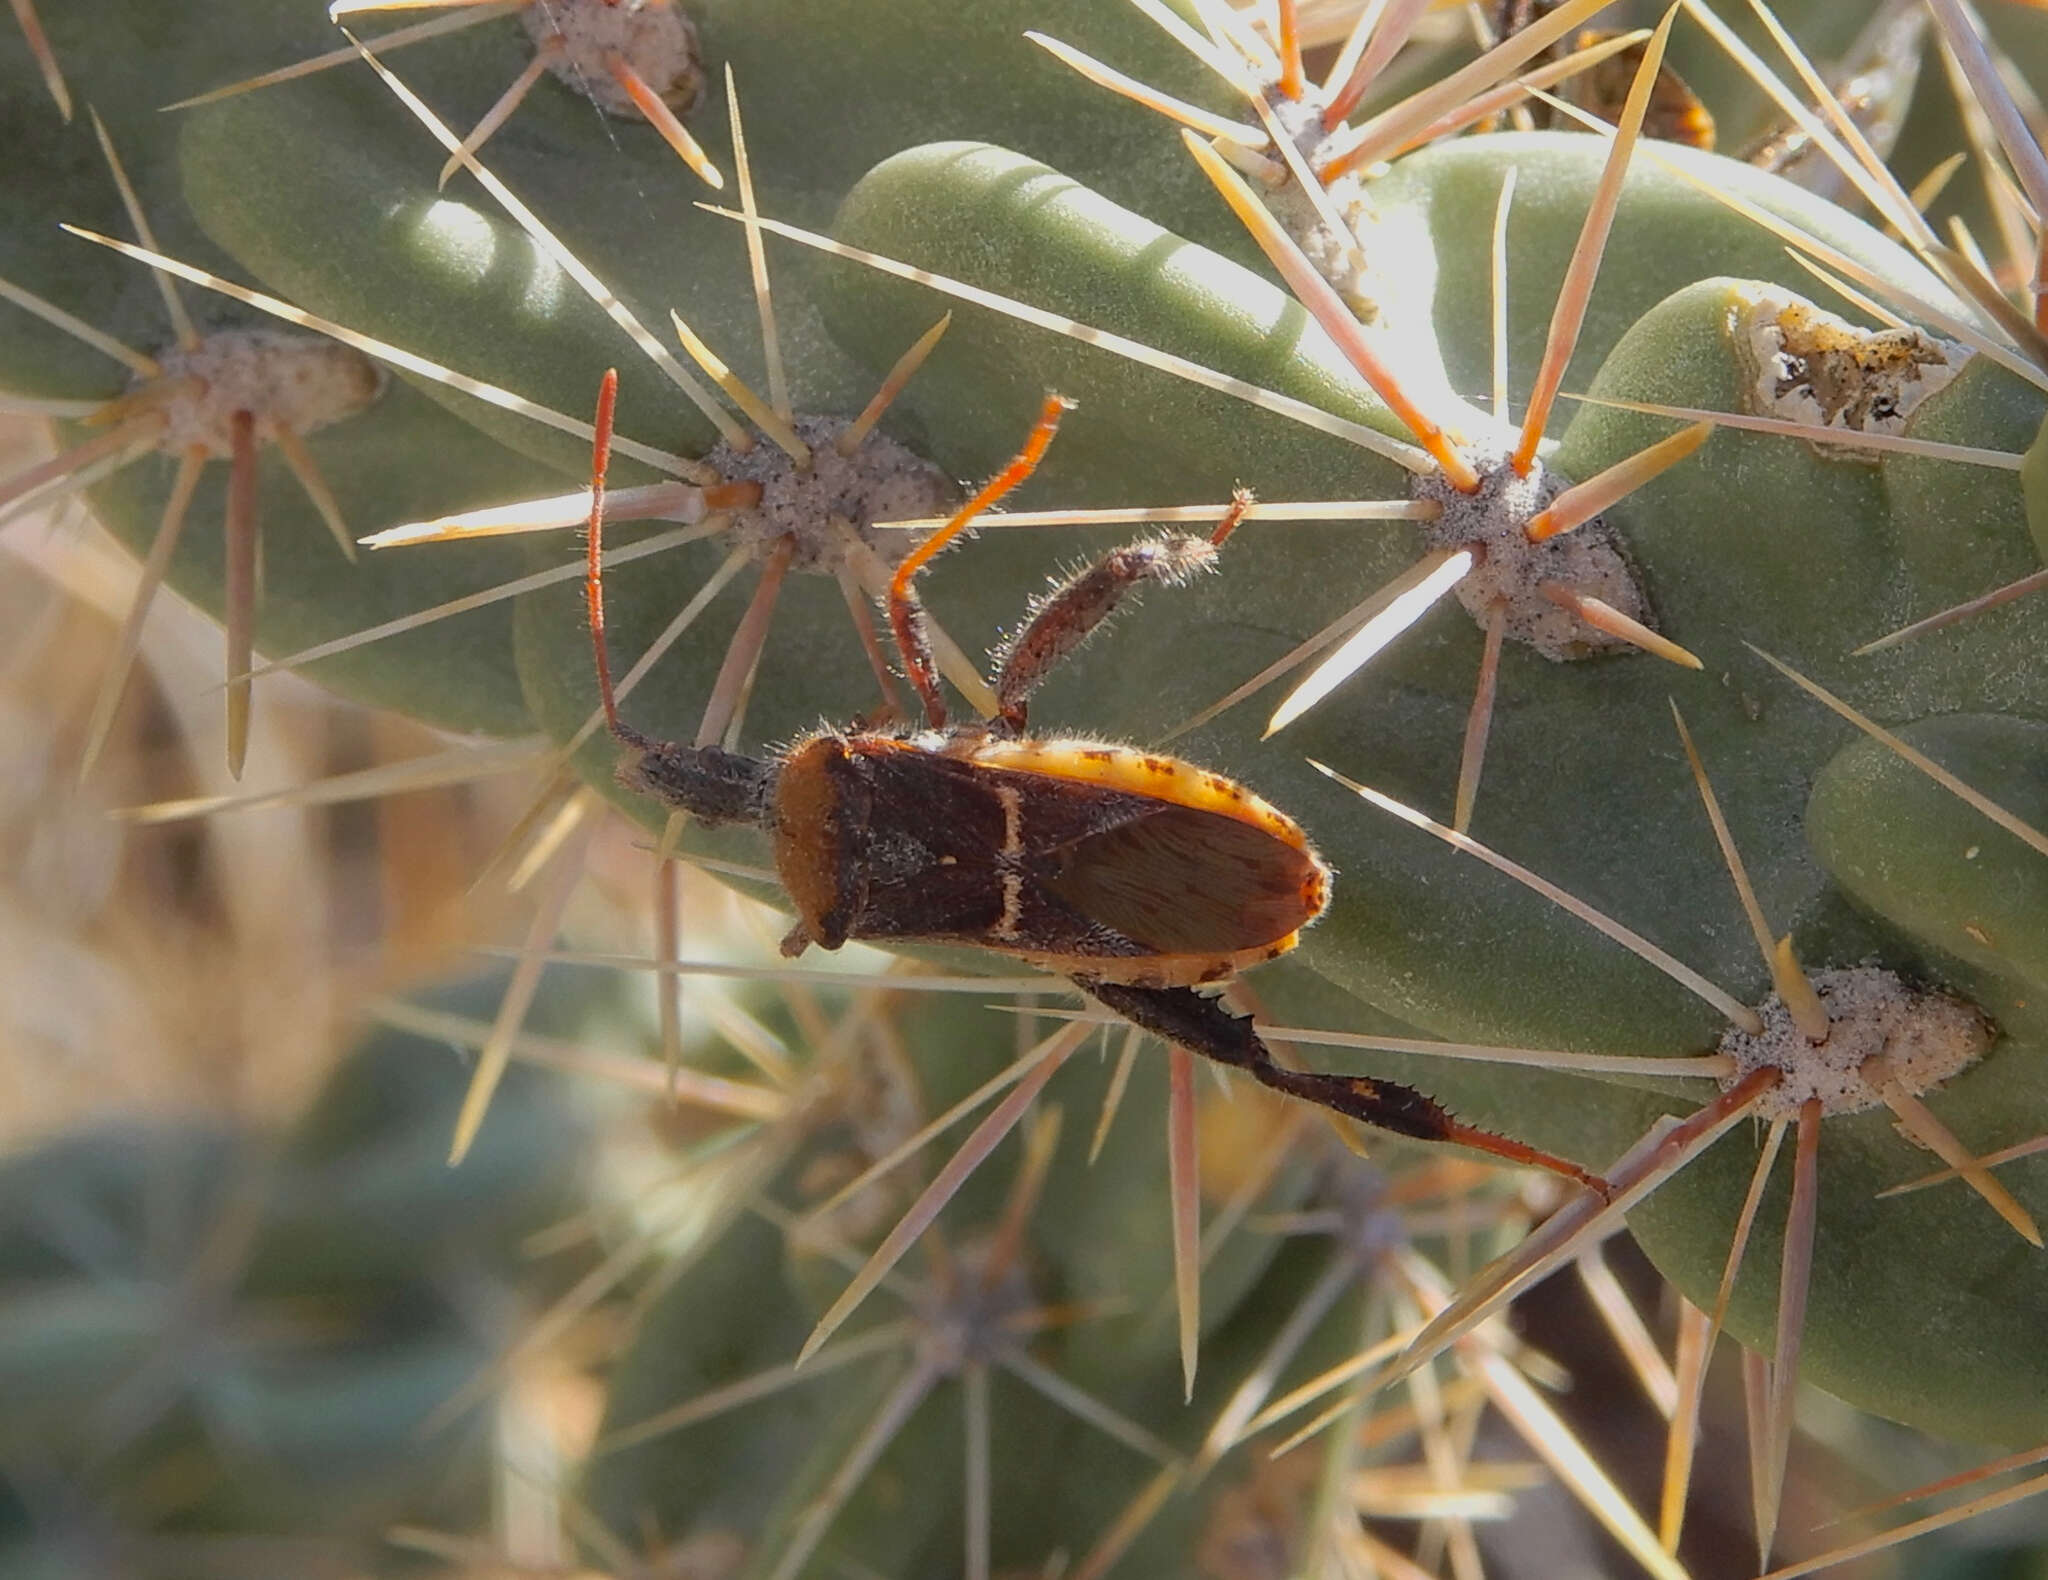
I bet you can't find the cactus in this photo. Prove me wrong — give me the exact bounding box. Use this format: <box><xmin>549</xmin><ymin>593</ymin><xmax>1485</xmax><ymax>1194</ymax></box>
<box><xmin>6</xmin><ymin>0</ymin><xmax>2048</xmax><ymax>1572</ymax></box>
<box><xmin>0</xmin><ymin>984</ymin><xmax>595</xmax><ymax>1573</ymax></box>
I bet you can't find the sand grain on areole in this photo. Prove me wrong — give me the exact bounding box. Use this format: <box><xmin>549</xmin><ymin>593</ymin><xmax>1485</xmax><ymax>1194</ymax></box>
<box><xmin>1718</xmin><ymin>966</ymin><xmax>1993</xmax><ymax>1122</ymax></box>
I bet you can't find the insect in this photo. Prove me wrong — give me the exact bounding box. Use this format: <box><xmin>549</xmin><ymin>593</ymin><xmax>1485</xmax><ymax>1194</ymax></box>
<box><xmin>1493</xmin><ymin>0</ymin><xmax>1716</xmax><ymax>150</ymax></box>
<box><xmin>583</xmin><ymin>371</ymin><xmax>1609</xmax><ymax>1195</ymax></box>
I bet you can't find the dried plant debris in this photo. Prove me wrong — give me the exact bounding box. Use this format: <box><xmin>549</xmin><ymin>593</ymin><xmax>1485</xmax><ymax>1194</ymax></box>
<box><xmin>1733</xmin><ymin>288</ymin><xmax>1967</xmax><ymax>459</ymax></box>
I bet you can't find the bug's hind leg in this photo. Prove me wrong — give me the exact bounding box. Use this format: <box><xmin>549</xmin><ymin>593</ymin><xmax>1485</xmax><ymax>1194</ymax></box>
<box><xmin>1078</xmin><ymin>979</ymin><xmax>1611</xmax><ymax>1197</ymax></box>
<box><xmin>992</xmin><ymin>490</ymin><xmax>1251</xmax><ymax>734</ymax></box>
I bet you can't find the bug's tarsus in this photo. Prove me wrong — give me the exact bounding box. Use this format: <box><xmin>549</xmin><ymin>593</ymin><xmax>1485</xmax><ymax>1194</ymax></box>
<box><xmin>1081</xmin><ymin>979</ymin><xmax>1611</xmax><ymax>1197</ymax></box>
<box><xmin>1209</xmin><ymin>485</ymin><xmax>1253</xmax><ymax>547</ymax></box>
<box><xmin>889</xmin><ymin>393</ymin><xmax>1073</xmax><ymax>731</ymax></box>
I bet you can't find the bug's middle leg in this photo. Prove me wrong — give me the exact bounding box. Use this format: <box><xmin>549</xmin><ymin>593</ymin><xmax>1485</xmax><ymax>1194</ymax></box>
<box><xmin>1078</xmin><ymin>979</ymin><xmax>1611</xmax><ymax>1197</ymax></box>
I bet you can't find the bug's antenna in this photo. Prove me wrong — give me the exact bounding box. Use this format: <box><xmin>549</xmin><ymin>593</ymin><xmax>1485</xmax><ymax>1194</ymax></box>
<box><xmin>585</xmin><ymin>368</ymin><xmax>646</xmax><ymax>747</ymax></box>
<box><xmin>888</xmin><ymin>393</ymin><xmax>1072</xmax><ymax>730</ymax></box>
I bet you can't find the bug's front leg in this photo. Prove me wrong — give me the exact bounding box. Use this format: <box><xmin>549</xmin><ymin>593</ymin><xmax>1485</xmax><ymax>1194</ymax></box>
<box><xmin>887</xmin><ymin>395</ymin><xmax>1072</xmax><ymax>732</ymax></box>
<box><xmin>1078</xmin><ymin>979</ymin><xmax>1612</xmax><ymax>1197</ymax></box>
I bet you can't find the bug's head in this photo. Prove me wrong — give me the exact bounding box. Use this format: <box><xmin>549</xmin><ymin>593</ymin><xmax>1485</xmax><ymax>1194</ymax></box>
<box><xmin>618</xmin><ymin>741</ymin><xmax>779</xmax><ymax>827</ymax></box>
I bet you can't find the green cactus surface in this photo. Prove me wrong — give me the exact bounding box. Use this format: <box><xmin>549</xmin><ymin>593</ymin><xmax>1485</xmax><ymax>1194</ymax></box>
<box><xmin>7</xmin><ymin>3</ymin><xmax>2048</xmax><ymax>1571</ymax></box>
<box><xmin>0</xmin><ymin>983</ymin><xmax>596</xmax><ymax>1569</ymax></box>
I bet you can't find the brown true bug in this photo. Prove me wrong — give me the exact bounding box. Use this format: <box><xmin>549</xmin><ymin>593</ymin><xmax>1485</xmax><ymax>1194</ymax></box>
<box><xmin>583</xmin><ymin>371</ymin><xmax>1609</xmax><ymax>1195</ymax></box>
